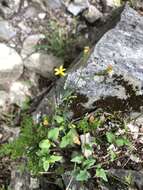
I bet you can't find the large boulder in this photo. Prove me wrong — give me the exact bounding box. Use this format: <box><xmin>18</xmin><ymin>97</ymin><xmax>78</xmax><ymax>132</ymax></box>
<box><xmin>35</xmin><ymin>5</ymin><xmax>143</xmax><ymax>117</ymax></box>
<box><xmin>0</xmin><ymin>43</ymin><xmax>23</xmax><ymax>87</ymax></box>
<box><xmin>63</xmin><ymin>4</ymin><xmax>143</xmax><ymax>115</ymax></box>
<box><xmin>0</xmin><ymin>20</ymin><xmax>16</xmax><ymax>41</ymax></box>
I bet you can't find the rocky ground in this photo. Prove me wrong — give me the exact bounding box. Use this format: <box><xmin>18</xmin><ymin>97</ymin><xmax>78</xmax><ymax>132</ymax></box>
<box><xmin>0</xmin><ymin>0</ymin><xmax>143</xmax><ymax>190</ymax></box>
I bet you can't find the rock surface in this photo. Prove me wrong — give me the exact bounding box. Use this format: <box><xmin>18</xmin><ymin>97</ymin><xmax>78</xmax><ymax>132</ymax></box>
<box><xmin>0</xmin><ymin>91</ymin><xmax>9</xmax><ymax>111</ymax></box>
<box><xmin>0</xmin><ymin>20</ymin><xmax>16</xmax><ymax>41</ymax></box>
<box><xmin>83</xmin><ymin>5</ymin><xmax>102</xmax><ymax>23</ymax></box>
<box><xmin>0</xmin><ymin>0</ymin><xmax>21</xmax><ymax>18</ymax></box>
<box><xmin>108</xmin><ymin>169</ymin><xmax>143</xmax><ymax>190</ymax></box>
<box><xmin>0</xmin><ymin>43</ymin><xmax>23</xmax><ymax>86</ymax></box>
<box><xmin>9</xmin><ymin>167</ymin><xmax>30</xmax><ymax>190</ymax></box>
<box><xmin>64</xmin><ymin>5</ymin><xmax>143</xmax><ymax>114</ymax></box>
<box><xmin>21</xmin><ymin>34</ymin><xmax>45</xmax><ymax>59</ymax></box>
<box><xmin>35</xmin><ymin>5</ymin><xmax>143</xmax><ymax>118</ymax></box>
<box><xmin>67</xmin><ymin>0</ymin><xmax>89</xmax><ymax>16</ymax></box>
<box><xmin>9</xmin><ymin>81</ymin><xmax>31</xmax><ymax>107</ymax></box>
<box><xmin>24</xmin><ymin>53</ymin><xmax>63</xmax><ymax>78</ymax></box>
<box><xmin>32</xmin><ymin>0</ymin><xmax>63</xmax><ymax>10</ymax></box>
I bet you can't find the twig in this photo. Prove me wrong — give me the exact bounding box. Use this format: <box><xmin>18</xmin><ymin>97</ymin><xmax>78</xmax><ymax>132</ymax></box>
<box><xmin>39</xmin><ymin>171</ymin><xmax>55</xmax><ymax>174</ymax></box>
<box><xmin>66</xmin><ymin>163</ymin><xmax>76</xmax><ymax>190</ymax></box>
<box><xmin>66</xmin><ymin>176</ymin><xmax>74</xmax><ymax>190</ymax></box>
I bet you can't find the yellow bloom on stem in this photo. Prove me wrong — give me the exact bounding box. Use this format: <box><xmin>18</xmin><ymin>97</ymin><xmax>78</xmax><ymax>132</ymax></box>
<box><xmin>54</xmin><ymin>65</ymin><xmax>66</xmax><ymax>77</ymax></box>
<box><xmin>83</xmin><ymin>46</ymin><xmax>90</xmax><ymax>54</ymax></box>
<box><xmin>43</xmin><ymin>118</ymin><xmax>49</xmax><ymax>126</ymax></box>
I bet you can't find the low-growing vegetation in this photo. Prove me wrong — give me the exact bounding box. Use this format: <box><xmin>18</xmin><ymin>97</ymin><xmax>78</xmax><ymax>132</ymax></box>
<box><xmin>0</xmin><ymin>88</ymin><xmax>140</xmax><ymax>189</ymax></box>
<box><xmin>1</xmin><ymin>47</ymin><xmax>142</xmax><ymax>189</ymax></box>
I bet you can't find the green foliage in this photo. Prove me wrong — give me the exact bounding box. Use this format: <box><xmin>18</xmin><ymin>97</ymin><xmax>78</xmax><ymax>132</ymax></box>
<box><xmin>106</xmin><ymin>132</ymin><xmax>131</xmax><ymax>147</ymax></box>
<box><xmin>106</xmin><ymin>132</ymin><xmax>115</xmax><ymax>143</ymax></box>
<box><xmin>124</xmin><ymin>172</ymin><xmax>133</xmax><ymax>185</ymax></box>
<box><xmin>48</xmin><ymin>128</ymin><xmax>60</xmax><ymax>141</ymax></box>
<box><xmin>96</xmin><ymin>167</ymin><xmax>108</xmax><ymax>182</ymax></box>
<box><xmin>71</xmin><ymin>154</ymin><xmax>96</xmax><ymax>181</ymax></box>
<box><xmin>0</xmin><ymin>116</ymin><xmax>62</xmax><ymax>174</ymax></box>
<box><xmin>22</xmin><ymin>97</ymin><xmax>31</xmax><ymax>111</ymax></box>
<box><xmin>0</xmin><ymin>90</ymin><xmax>133</xmax><ymax>187</ymax></box>
<box><xmin>77</xmin><ymin>118</ymin><xmax>90</xmax><ymax>133</ymax></box>
<box><xmin>71</xmin><ymin>155</ymin><xmax>84</xmax><ymax>164</ymax></box>
<box><xmin>76</xmin><ymin>170</ymin><xmax>91</xmax><ymax>181</ymax></box>
<box><xmin>35</xmin><ymin>20</ymin><xmax>77</xmax><ymax>59</ymax></box>
<box><xmin>60</xmin><ymin>128</ymin><xmax>77</xmax><ymax>148</ymax></box>
<box><xmin>109</xmin><ymin>150</ymin><xmax>116</xmax><ymax>162</ymax></box>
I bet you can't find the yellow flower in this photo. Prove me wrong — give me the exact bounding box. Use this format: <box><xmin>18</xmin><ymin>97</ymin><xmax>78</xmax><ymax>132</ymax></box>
<box><xmin>83</xmin><ymin>46</ymin><xmax>90</xmax><ymax>54</ymax></box>
<box><xmin>73</xmin><ymin>136</ymin><xmax>81</xmax><ymax>145</ymax></box>
<box><xmin>43</xmin><ymin>118</ymin><xmax>49</xmax><ymax>126</ymax></box>
<box><xmin>54</xmin><ymin>65</ymin><xmax>66</xmax><ymax>77</ymax></box>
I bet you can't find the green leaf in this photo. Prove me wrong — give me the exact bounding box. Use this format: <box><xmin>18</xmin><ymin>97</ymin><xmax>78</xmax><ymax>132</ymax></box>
<box><xmin>78</xmin><ymin>119</ymin><xmax>89</xmax><ymax>133</ymax></box>
<box><xmin>124</xmin><ymin>139</ymin><xmax>131</xmax><ymax>146</ymax></box>
<box><xmin>60</xmin><ymin>129</ymin><xmax>77</xmax><ymax>148</ymax></box>
<box><xmin>115</xmin><ymin>138</ymin><xmax>125</xmax><ymax>147</ymax></box>
<box><xmin>109</xmin><ymin>150</ymin><xmax>116</xmax><ymax>162</ymax></box>
<box><xmin>48</xmin><ymin>128</ymin><xmax>60</xmax><ymax>141</ymax></box>
<box><xmin>54</xmin><ymin>115</ymin><xmax>64</xmax><ymax>124</ymax></box>
<box><xmin>91</xmin><ymin>119</ymin><xmax>102</xmax><ymax>129</ymax></box>
<box><xmin>39</xmin><ymin>139</ymin><xmax>51</xmax><ymax>150</ymax></box>
<box><xmin>96</xmin><ymin>168</ymin><xmax>108</xmax><ymax>182</ymax></box>
<box><xmin>106</xmin><ymin>132</ymin><xmax>115</xmax><ymax>143</ymax></box>
<box><xmin>49</xmin><ymin>155</ymin><xmax>62</xmax><ymax>163</ymax></box>
<box><xmin>76</xmin><ymin>170</ymin><xmax>91</xmax><ymax>181</ymax></box>
<box><xmin>71</xmin><ymin>155</ymin><xmax>84</xmax><ymax>164</ymax></box>
<box><xmin>43</xmin><ymin>160</ymin><xmax>50</xmax><ymax>171</ymax></box>
<box><xmin>82</xmin><ymin>158</ymin><xmax>96</xmax><ymax>169</ymax></box>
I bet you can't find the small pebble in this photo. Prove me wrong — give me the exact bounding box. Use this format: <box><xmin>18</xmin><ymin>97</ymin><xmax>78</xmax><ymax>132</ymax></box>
<box><xmin>38</xmin><ymin>13</ymin><xmax>46</xmax><ymax>19</ymax></box>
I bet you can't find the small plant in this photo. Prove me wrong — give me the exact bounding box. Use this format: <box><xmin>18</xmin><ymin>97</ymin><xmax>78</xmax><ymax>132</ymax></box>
<box><xmin>124</xmin><ymin>172</ymin><xmax>134</xmax><ymax>186</ymax></box>
<box><xmin>35</xmin><ymin>20</ymin><xmax>77</xmax><ymax>60</ymax></box>
<box><xmin>0</xmin><ymin>47</ymin><xmax>137</xmax><ymax>189</ymax></box>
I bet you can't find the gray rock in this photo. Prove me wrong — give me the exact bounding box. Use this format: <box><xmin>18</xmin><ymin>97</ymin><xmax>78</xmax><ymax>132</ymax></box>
<box><xmin>64</xmin><ymin>5</ymin><xmax>143</xmax><ymax>113</ymax></box>
<box><xmin>35</xmin><ymin>5</ymin><xmax>143</xmax><ymax>117</ymax></box>
<box><xmin>83</xmin><ymin>5</ymin><xmax>102</xmax><ymax>23</ymax></box>
<box><xmin>24</xmin><ymin>53</ymin><xmax>63</xmax><ymax>78</ymax></box>
<box><xmin>21</xmin><ymin>34</ymin><xmax>45</xmax><ymax>59</ymax></box>
<box><xmin>32</xmin><ymin>0</ymin><xmax>63</xmax><ymax>10</ymax></box>
<box><xmin>9</xmin><ymin>167</ymin><xmax>30</xmax><ymax>190</ymax></box>
<box><xmin>67</xmin><ymin>0</ymin><xmax>89</xmax><ymax>16</ymax></box>
<box><xmin>44</xmin><ymin>0</ymin><xmax>63</xmax><ymax>9</ymax></box>
<box><xmin>0</xmin><ymin>81</ymin><xmax>31</xmax><ymax>112</ymax></box>
<box><xmin>0</xmin><ymin>0</ymin><xmax>21</xmax><ymax>18</ymax></box>
<box><xmin>1</xmin><ymin>124</ymin><xmax>20</xmax><ymax>142</ymax></box>
<box><xmin>30</xmin><ymin>177</ymin><xmax>40</xmax><ymax>190</ymax></box>
<box><xmin>0</xmin><ymin>90</ymin><xmax>9</xmax><ymax>111</ymax></box>
<box><xmin>0</xmin><ymin>20</ymin><xmax>16</xmax><ymax>41</ymax></box>
<box><xmin>0</xmin><ymin>43</ymin><xmax>23</xmax><ymax>86</ymax></box>
<box><xmin>9</xmin><ymin>81</ymin><xmax>31</xmax><ymax>107</ymax></box>
<box><xmin>108</xmin><ymin>169</ymin><xmax>143</xmax><ymax>190</ymax></box>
